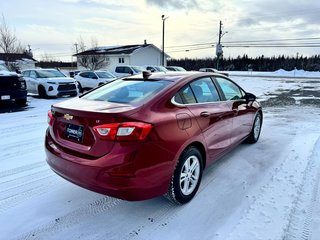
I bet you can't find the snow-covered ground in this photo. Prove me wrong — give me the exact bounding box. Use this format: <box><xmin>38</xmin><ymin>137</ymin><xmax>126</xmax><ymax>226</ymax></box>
<box><xmin>227</xmin><ymin>69</ymin><xmax>320</xmax><ymax>79</ymax></box>
<box><xmin>0</xmin><ymin>74</ymin><xmax>320</xmax><ymax>240</ymax></box>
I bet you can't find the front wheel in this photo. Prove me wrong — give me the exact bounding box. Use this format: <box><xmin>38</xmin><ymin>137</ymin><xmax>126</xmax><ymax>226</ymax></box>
<box><xmin>38</xmin><ymin>85</ymin><xmax>48</xmax><ymax>98</ymax></box>
<box><xmin>166</xmin><ymin>147</ymin><xmax>203</xmax><ymax>204</ymax></box>
<box><xmin>245</xmin><ymin>112</ymin><xmax>262</xmax><ymax>143</ymax></box>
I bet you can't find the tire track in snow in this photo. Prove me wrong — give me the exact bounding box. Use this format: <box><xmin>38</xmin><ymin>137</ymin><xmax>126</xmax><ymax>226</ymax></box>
<box><xmin>17</xmin><ymin>196</ymin><xmax>122</xmax><ymax>240</ymax></box>
<box><xmin>0</xmin><ymin>161</ymin><xmax>46</xmax><ymax>178</ymax></box>
<box><xmin>0</xmin><ymin>122</ymin><xmax>45</xmax><ymax>136</ymax></box>
<box><xmin>119</xmin><ymin>200</ymin><xmax>178</xmax><ymax>240</ymax></box>
<box><xmin>0</xmin><ymin>174</ymin><xmax>57</xmax><ymax>213</ymax></box>
<box><xmin>0</xmin><ymin>168</ymin><xmax>52</xmax><ymax>194</ymax></box>
<box><xmin>223</xmin><ymin>135</ymin><xmax>320</xmax><ymax>240</ymax></box>
<box><xmin>0</xmin><ymin>140</ymin><xmax>44</xmax><ymax>160</ymax></box>
<box><xmin>283</xmin><ymin>138</ymin><xmax>320</xmax><ymax>240</ymax></box>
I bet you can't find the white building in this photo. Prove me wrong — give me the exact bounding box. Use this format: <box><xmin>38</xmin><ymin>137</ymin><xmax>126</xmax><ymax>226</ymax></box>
<box><xmin>74</xmin><ymin>43</ymin><xmax>170</xmax><ymax>71</ymax></box>
<box><xmin>0</xmin><ymin>53</ymin><xmax>37</xmax><ymax>71</ymax></box>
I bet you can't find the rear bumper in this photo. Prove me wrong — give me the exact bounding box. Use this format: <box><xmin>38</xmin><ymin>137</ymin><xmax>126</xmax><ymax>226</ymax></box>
<box><xmin>45</xmin><ymin>129</ymin><xmax>175</xmax><ymax>201</ymax></box>
<box><xmin>0</xmin><ymin>89</ymin><xmax>27</xmax><ymax>101</ymax></box>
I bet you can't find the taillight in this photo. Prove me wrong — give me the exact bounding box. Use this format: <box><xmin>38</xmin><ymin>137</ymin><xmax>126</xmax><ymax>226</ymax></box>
<box><xmin>47</xmin><ymin>110</ymin><xmax>54</xmax><ymax>126</ymax></box>
<box><xmin>93</xmin><ymin>122</ymin><xmax>152</xmax><ymax>141</ymax></box>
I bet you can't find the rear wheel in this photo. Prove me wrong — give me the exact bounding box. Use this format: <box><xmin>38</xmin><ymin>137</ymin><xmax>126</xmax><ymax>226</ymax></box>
<box><xmin>245</xmin><ymin>112</ymin><xmax>262</xmax><ymax>143</ymax></box>
<box><xmin>166</xmin><ymin>147</ymin><xmax>203</xmax><ymax>204</ymax></box>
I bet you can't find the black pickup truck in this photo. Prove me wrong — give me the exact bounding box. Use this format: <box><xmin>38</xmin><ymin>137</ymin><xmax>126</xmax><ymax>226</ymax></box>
<box><xmin>0</xmin><ymin>64</ymin><xmax>27</xmax><ymax>106</ymax></box>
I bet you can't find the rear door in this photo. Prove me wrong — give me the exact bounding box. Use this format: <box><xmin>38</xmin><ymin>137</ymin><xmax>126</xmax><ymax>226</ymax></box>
<box><xmin>175</xmin><ymin>77</ymin><xmax>234</xmax><ymax>162</ymax></box>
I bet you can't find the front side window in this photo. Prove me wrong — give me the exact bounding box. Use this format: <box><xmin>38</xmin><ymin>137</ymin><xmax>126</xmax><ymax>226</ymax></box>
<box><xmin>30</xmin><ymin>71</ymin><xmax>37</xmax><ymax>78</ymax></box>
<box><xmin>215</xmin><ymin>77</ymin><xmax>244</xmax><ymax>100</ymax></box>
<box><xmin>190</xmin><ymin>77</ymin><xmax>220</xmax><ymax>103</ymax></box>
<box><xmin>22</xmin><ymin>70</ymin><xmax>30</xmax><ymax>77</ymax></box>
<box><xmin>80</xmin><ymin>72</ymin><xmax>89</xmax><ymax>78</ymax></box>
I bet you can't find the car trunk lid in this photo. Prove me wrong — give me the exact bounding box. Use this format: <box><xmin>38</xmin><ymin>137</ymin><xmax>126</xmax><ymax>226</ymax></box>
<box><xmin>49</xmin><ymin>98</ymin><xmax>141</xmax><ymax>158</ymax></box>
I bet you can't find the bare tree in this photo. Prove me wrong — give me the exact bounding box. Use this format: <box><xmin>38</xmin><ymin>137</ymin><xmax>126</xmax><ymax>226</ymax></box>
<box><xmin>75</xmin><ymin>36</ymin><xmax>109</xmax><ymax>70</ymax></box>
<box><xmin>0</xmin><ymin>15</ymin><xmax>24</xmax><ymax>54</ymax></box>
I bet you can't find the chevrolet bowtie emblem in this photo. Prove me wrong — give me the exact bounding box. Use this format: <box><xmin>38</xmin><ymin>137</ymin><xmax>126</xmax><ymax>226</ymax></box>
<box><xmin>64</xmin><ymin>114</ymin><xmax>73</xmax><ymax>120</ymax></box>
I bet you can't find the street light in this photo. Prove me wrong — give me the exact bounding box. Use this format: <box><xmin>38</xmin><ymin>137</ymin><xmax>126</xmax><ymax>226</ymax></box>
<box><xmin>161</xmin><ymin>14</ymin><xmax>169</xmax><ymax>66</ymax></box>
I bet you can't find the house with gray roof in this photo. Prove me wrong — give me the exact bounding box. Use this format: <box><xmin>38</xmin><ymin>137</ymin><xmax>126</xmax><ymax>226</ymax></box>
<box><xmin>74</xmin><ymin>42</ymin><xmax>170</xmax><ymax>71</ymax></box>
<box><xmin>0</xmin><ymin>53</ymin><xmax>37</xmax><ymax>71</ymax></box>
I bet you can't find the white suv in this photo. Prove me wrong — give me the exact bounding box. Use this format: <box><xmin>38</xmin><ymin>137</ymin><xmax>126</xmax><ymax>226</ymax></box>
<box><xmin>114</xmin><ymin>65</ymin><xmax>144</xmax><ymax>77</ymax></box>
<box><xmin>22</xmin><ymin>69</ymin><xmax>79</xmax><ymax>98</ymax></box>
<box><xmin>75</xmin><ymin>70</ymin><xmax>117</xmax><ymax>92</ymax></box>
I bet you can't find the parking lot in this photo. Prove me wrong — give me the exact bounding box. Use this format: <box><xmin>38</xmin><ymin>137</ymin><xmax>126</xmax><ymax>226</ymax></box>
<box><xmin>0</xmin><ymin>75</ymin><xmax>320</xmax><ymax>240</ymax></box>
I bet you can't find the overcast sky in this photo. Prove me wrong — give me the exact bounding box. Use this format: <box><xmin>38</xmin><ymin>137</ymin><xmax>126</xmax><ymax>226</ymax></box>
<box><xmin>1</xmin><ymin>0</ymin><xmax>320</xmax><ymax>61</ymax></box>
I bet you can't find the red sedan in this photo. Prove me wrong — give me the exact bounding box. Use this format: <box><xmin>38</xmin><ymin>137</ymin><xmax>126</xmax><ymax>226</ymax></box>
<box><xmin>45</xmin><ymin>71</ymin><xmax>262</xmax><ymax>204</ymax></box>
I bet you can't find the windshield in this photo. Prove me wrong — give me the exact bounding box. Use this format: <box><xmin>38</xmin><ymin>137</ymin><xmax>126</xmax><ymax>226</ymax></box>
<box><xmin>155</xmin><ymin>66</ymin><xmax>168</xmax><ymax>72</ymax></box>
<box><xmin>82</xmin><ymin>79</ymin><xmax>171</xmax><ymax>104</ymax></box>
<box><xmin>132</xmin><ymin>66</ymin><xmax>144</xmax><ymax>73</ymax></box>
<box><xmin>96</xmin><ymin>71</ymin><xmax>116</xmax><ymax>79</ymax></box>
<box><xmin>0</xmin><ymin>65</ymin><xmax>9</xmax><ymax>71</ymax></box>
<box><xmin>37</xmin><ymin>70</ymin><xmax>66</xmax><ymax>78</ymax></box>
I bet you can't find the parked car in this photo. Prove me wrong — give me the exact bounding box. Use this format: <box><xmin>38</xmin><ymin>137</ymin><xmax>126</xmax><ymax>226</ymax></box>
<box><xmin>114</xmin><ymin>65</ymin><xmax>144</xmax><ymax>77</ymax></box>
<box><xmin>166</xmin><ymin>66</ymin><xmax>187</xmax><ymax>71</ymax></box>
<box><xmin>75</xmin><ymin>70</ymin><xmax>117</xmax><ymax>92</ymax></box>
<box><xmin>143</xmin><ymin>65</ymin><xmax>168</xmax><ymax>72</ymax></box>
<box><xmin>22</xmin><ymin>69</ymin><xmax>79</xmax><ymax>98</ymax></box>
<box><xmin>199</xmin><ymin>68</ymin><xmax>229</xmax><ymax>76</ymax></box>
<box><xmin>45</xmin><ymin>71</ymin><xmax>262</xmax><ymax>204</ymax></box>
<box><xmin>69</xmin><ymin>70</ymin><xmax>80</xmax><ymax>78</ymax></box>
<box><xmin>0</xmin><ymin>64</ymin><xmax>27</xmax><ymax>106</ymax></box>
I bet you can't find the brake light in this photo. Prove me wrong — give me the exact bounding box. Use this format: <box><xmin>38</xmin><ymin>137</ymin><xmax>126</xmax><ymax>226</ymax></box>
<box><xmin>47</xmin><ymin>110</ymin><xmax>54</xmax><ymax>126</ymax></box>
<box><xmin>93</xmin><ymin>122</ymin><xmax>152</xmax><ymax>141</ymax></box>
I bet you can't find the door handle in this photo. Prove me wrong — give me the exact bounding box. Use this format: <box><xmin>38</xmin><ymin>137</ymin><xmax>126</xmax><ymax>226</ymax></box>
<box><xmin>200</xmin><ymin>111</ymin><xmax>210</xmax><ymax>118</ymax></box>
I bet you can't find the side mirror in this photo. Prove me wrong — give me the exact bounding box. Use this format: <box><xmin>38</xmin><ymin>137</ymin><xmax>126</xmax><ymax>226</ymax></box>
<box><xmin>245</xmin><ymin>92</ymin><xmax>256</xmax><ymax>102</ymax></box>
<box><xmin>92</xmin><ymin>76</ymin><xmax>98</xmax><ymax>79</ymax></box>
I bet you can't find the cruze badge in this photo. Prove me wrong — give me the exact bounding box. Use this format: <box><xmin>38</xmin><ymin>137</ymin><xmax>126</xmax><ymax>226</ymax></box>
<box><xmin>64</xmin><ymin>114</ymin><xmax>73</xmax><ymax>120</ymax></box>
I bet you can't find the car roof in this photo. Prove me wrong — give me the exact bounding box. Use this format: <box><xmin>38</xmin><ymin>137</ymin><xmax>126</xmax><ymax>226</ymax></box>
<box><xmin>123</xmin><ymin>71</ymin><xmax>225</xmax><ymax>82</ymax></box>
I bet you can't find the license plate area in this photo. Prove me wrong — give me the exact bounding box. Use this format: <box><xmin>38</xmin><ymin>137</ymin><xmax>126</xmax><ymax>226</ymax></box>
<box><xmin>1</xmin><ymin>95</ymin><xmax>10</xmax><ymax>100</ymax></box>
<box><xmin>65</xmin><ymin>124</ymin><xmax>84</xmax><ymax>142</ymax></box>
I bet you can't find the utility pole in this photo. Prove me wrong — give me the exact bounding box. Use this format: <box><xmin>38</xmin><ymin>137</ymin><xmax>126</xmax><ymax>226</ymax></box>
<box><xmin>161</xmin><ymin>15</ymin><xmax>168</xmax><ymax>66</ymax></box>
<box><xmin>74</xmin><ymin>43</ymin><xmax>79</xmax><ymax>54</ymax></box>
<box><xmin>216</xmin><ymin>21</ymin><xmax>223</xmax><ymax>70</ymax></box>
<box><xmin>26</xmin><ymin>44</ymin><xmax>33</xmax><ymax>57</ymax></box>
<box><xmin>73</xmin><ymin>43</ymin><xmax>79</xmax><ymax>69</ymax></box>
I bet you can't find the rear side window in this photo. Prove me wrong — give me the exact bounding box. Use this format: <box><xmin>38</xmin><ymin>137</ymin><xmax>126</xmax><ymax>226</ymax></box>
<box><xmin>82</xmin><ymin>80</ymin><xmax>171</xmax><ymax>104</ymax></box>
<box><xmin>174</xmin><ymin>77</ymin><xmax>220</xmax><ymax>104</ymax></box>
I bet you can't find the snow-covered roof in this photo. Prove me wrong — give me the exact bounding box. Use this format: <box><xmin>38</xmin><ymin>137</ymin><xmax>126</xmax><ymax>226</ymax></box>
<box><xmin>74</xmin><ymin>44</ymin><xmax>170</xmax><ymax>58</ymax></box>
<box><xmin>0</xmin><ymin>53</ymin><xmax>37</xmax><ymax>63</ymax></box>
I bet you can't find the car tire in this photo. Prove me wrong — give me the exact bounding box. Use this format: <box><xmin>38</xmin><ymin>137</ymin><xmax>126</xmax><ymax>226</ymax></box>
<box><xmin>77</xmin><ymin>82</ymin><xmax>83</xmax><ymax>93</ymax></box>
<box><xmin>166</xmin><ymin>146</ymin><xmax>203</xmax><ymax>204</ymax></box>
<box><xmin>38</xmin><ymin>85</ymin><xmax>48</xmax><ymax>98</ymax></box>
<box><xmin>16</xmin><ymin>98</ymin><xmax>27</xmax><ymax>107</ymax></box>
<box><xmin>245</xmin><ymin>112</ymin><xmax>262</xmax><ymax>143</ymax></box>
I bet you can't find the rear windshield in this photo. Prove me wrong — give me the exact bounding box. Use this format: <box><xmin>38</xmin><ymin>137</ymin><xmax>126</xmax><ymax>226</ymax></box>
<box><xmin>81</xmin><ymin>79</ymin><xmax>171</xmax><ymax>104</ymax></box>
